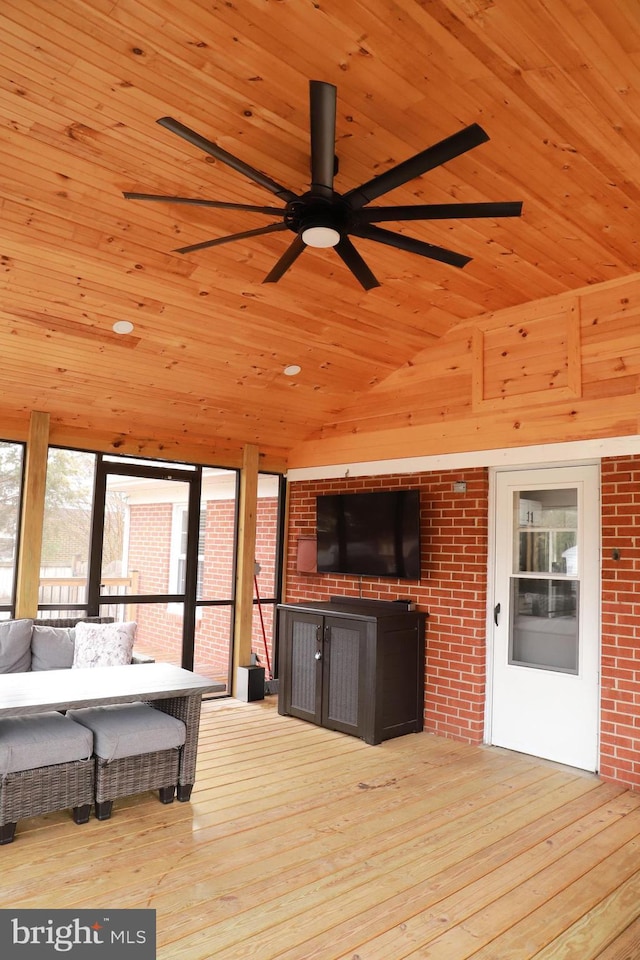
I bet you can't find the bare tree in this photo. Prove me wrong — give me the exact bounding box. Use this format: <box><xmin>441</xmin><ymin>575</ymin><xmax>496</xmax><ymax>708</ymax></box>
<box><xmin>0</xmin><ymin>442</ymin><xmax>24</xmax><ymax>560</ymax></box>
<box><xmin>42</xmin><ymin>450</ymin><xmax>126</xmax><ymax>573</ymax></box>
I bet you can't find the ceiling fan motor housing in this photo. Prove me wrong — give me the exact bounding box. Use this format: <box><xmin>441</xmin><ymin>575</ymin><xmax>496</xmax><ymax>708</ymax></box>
<box><xmin>286</xmin><ymin>193</ymin><xmax>350</xmax><ymax>245</ymax></box>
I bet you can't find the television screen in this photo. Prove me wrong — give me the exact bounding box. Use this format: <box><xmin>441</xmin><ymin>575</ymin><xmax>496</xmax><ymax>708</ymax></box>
<box><xmin>316</xmin><ymin>489</ymin><xmax>421</xmax><ymax>580</ymax></box>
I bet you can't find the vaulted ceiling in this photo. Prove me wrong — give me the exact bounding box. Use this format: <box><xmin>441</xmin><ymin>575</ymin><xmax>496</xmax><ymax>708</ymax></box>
<box><xmin>2</xmin><ymin>0</ymin><xmax>640</xmax><ymax>470</ymax></box>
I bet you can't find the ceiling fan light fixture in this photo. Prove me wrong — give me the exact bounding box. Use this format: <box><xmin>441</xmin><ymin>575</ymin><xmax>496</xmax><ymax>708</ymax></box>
<box><xmin>301</xmin><ymin>224</ymin><xmax>340</xmax><ymax>248</ymax></box>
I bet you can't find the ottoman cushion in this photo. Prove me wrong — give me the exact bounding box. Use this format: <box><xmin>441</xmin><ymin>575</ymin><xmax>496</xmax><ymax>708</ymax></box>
<box><xmin>68</xmin><ymin>703</ymin><xmax>186</xmax><ymax>762</ymax></box>
<box><xmin>0</xmin><ymin>712</ymin><xmax>93</xmax><ymax>774</ymax></box>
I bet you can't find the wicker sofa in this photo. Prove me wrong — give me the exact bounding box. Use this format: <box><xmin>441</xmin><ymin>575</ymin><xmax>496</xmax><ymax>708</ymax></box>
<box><xmin>0</xmin><ymin>616</ymin><xmax>156</xmax><ymax>841</ymax></box>
<box><xmin>0</xmin><ymin>617</ymin><xmax>153</xmax><ymax>674</ymax></box>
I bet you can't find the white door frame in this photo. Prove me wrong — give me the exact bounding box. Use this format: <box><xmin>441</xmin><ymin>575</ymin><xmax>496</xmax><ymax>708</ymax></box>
<box><xmin>485</xmin><ymin>460</ymin><xmax>601</xmax><ymax>765</ymax></box>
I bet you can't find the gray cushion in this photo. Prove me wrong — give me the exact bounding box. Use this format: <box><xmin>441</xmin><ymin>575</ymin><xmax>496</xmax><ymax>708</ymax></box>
<box><xmin>0</xmin><ymin>711</ymin><xmax>93</xmax><ymax>774</ymax></box>
<box><xmin>31</xmin><ymin>625</ymin><xmax>76</xmax><ymax>671</ymax></box>
<box><xmin>68</xmin><ymin>703</ymin><xmax>185</xmax><ymax>762</ymax></box>
<box><xmin>0</xmin><ymin>619</ymin><xmax>33</xmax><ymax>673</ymax></box>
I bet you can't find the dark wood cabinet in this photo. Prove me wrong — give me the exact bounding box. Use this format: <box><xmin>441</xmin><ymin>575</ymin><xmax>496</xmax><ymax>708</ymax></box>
<box><xmin>277</xmin><ymin>599</ymin><xmax>426</xmax><ymax>745</ymax></box>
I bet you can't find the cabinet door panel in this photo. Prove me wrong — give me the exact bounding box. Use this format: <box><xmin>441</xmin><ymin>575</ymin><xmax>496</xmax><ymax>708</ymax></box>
<box><xmin>323</xmin><ymin>619</ymin><xmax>365</xmax><ymax>736</ymax></box>
<box><xmin>283</xmin><ymin>613</ymin><xmax>322</xmax><ymax>724</ymax></box>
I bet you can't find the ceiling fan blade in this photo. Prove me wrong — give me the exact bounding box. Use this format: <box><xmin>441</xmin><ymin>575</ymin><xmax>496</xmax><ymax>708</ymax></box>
<box><xmin>157</xmin><ymin>117</ymin><xmax>298</xmax><ymax>202</ymax></box>
<box><xmin>353</xmin><ymin>224</ymin><xmax>471</xmax><ymax>268</ymax></box>
<box><xmin>174</xmin><ymin>222</ymin><xmax>288</xmax><ymax>254</ymax></box>
<box><xmin>309</xmin><ymin>80</ymin><xmax>337</xmax><ymax>195</ymax></box>
<box><xmin>335</xmin><ymin>238</ymin><xmax>380</xmax><ymax>290</ymax></box>
<box><xmin>344</xmin><ymin>124</ymin><xmax>490</xmax><ymax>210</ymax></box>
<box><xmin>123</xmin><ymin>192</ymin><xmax>284</xmax><ymax>215</ymax></box>
<box><xmin>263</xmin><ymin>236</ymin><xmax>306</xmax><ymax>283</ymax></box>
<box><xmin>360</xmin><ymin>200</ymin><xmax>524</xmax><ymax>222</ymax></box>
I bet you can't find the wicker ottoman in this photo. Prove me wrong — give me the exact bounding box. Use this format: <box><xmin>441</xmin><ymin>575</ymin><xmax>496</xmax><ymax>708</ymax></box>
<box><xmin>68</xmin><ymin>702</ymin><xmax>186</xmax><ymax>820</ymax></box>
<box><xmin>0</xmin><ymin>712</ymin><xmax>94</xmax><ymax>844</ymax></box>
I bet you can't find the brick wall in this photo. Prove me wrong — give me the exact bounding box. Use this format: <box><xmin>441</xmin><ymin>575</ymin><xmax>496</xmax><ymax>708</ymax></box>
<box><xmin>600</xmin><ymin>456</ymin><xmax>640</xmax><ymax>789</ymax></box>
<box><xmin>285</xmin><ymin>470</ymin><xmax>489</xmax><ymax>742</ymax></box>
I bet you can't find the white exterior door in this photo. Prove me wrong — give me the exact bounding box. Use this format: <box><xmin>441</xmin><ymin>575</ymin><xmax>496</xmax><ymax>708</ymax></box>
<box><xmin>490</xmin><ymin>465</ymin><xmax>600</xmax><ymax>771</ymax></box>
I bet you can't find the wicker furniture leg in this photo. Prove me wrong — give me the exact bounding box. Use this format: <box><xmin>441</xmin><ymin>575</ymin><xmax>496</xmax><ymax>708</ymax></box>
<box><xmin>0</xmin><ymin>823</ymin><xmax>16</xmax><ymax>845</ymax></box>
<box><xmin>150</xmin><ymin>694</ymin><xmax>203</xmax><ymax>800</ymax></box>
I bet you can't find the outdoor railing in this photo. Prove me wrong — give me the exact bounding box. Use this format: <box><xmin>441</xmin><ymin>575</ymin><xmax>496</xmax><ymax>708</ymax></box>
<box><xmin>38</xmin><ymin>574</ymin><xmax>139</xmax><ymax>621</ymax></box>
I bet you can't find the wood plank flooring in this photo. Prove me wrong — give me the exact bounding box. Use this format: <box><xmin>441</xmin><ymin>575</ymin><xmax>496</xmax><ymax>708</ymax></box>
<box><xmin>3</xmin><ymin>696</ymin><xmax>640</xmax><ymax>959</ymax></box>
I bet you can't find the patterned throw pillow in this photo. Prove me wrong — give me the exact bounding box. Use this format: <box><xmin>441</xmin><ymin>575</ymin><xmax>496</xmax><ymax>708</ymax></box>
<box><xmin>72</xmin><ymin>621</ymin><xmax>137</xmax><ymax>668</ymax></box>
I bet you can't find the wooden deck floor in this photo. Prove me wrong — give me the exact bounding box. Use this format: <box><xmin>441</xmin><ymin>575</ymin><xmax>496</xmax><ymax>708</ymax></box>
<box><xmin>4</xmin><ymin>696</ymin><xmax>640</xmax><ymax>959</ymax></box>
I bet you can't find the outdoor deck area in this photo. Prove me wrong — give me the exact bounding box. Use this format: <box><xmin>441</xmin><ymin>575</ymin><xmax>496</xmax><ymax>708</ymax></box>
<box><xmin>3</xmin><ymin>695</ymin><xmax>640</xmax><ymax>959</ymax></box>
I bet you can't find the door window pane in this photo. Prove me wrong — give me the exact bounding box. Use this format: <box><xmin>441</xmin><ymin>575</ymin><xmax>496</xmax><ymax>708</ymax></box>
<box><xmin>515</xmin><ymin>489</ymin><xmax>577</xmax><ymax>574</ymax></box>
<box><xmin>104</xmin><ymin>474</ymin><xmax>191</xmax><ymax>596</ymax></box>
<box><xmin>510</xmin><ymin>579</ymin><xmax>579</xmax><ymax>673</ymax></box>
<box><xmin>104</xmin><ymin>464</ymin><xmax>236</xmax><ymax>691</ymax></box>
<box><xmin>198</xmin><ymin>468</ymin><xmax>238</xmax><ymax>601</ymax></box>
<box><xmin>510</xmin><ymin>485</ymin><xmax>580</xmax><ymax>674</ymax></box>
<box><xmin>194</xmin><ymin>605</ymin><xmax>232</xmax><ymax>687</ymax></box>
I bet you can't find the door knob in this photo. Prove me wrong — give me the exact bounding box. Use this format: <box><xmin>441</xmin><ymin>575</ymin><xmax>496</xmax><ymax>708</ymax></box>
<box><xmin>314</xmin><ymin>650</ymin><xmax>322</xmax><ymax>661</ymax></box>
<box><xmin>494</xmin><ymin>602</ymin><xmax>501</xmax><ymax>626</ymax></box>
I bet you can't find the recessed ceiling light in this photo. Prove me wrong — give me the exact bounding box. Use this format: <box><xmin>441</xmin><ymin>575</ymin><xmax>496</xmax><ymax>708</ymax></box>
<box><xmin>112</xmin><ymin>320</ymin><xmax>134</xmax><ymax>335</ymax></box>
<box><xmin>283</xmin><ymin>364</ymin><xmax>301</xmax><ymax>377</ymax></box>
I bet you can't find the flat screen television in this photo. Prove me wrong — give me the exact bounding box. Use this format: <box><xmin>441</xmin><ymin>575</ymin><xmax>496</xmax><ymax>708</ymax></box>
<box><xmin>316</xmin><ymin>489</ymin><xmax>421</xmax><ymax>580</ymax></box>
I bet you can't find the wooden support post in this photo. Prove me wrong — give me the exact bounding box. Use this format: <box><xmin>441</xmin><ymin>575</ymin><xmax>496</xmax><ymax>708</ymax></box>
<box><xmin>232</xmin><ymin>443</ymin><xmax>259</xmax><ymax>697</ymax></box>
<box><xmin>15</xmin><ymin>411</ymin><xmax>50</xmax><ymax>619</ymax></box>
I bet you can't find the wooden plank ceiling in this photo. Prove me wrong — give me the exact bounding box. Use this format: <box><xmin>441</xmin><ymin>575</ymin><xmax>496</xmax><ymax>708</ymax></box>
<box><xmin>2</xmin><ymin>0</ymin><xmax>640</xmax><ymax>469</ymax></box>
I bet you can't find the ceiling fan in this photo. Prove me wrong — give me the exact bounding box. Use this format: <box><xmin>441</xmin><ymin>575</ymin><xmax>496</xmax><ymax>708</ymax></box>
<box><xmin>124</xmin><ymin>81</ymin><xmax>523</xmax><ymax>290</ymax></box>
